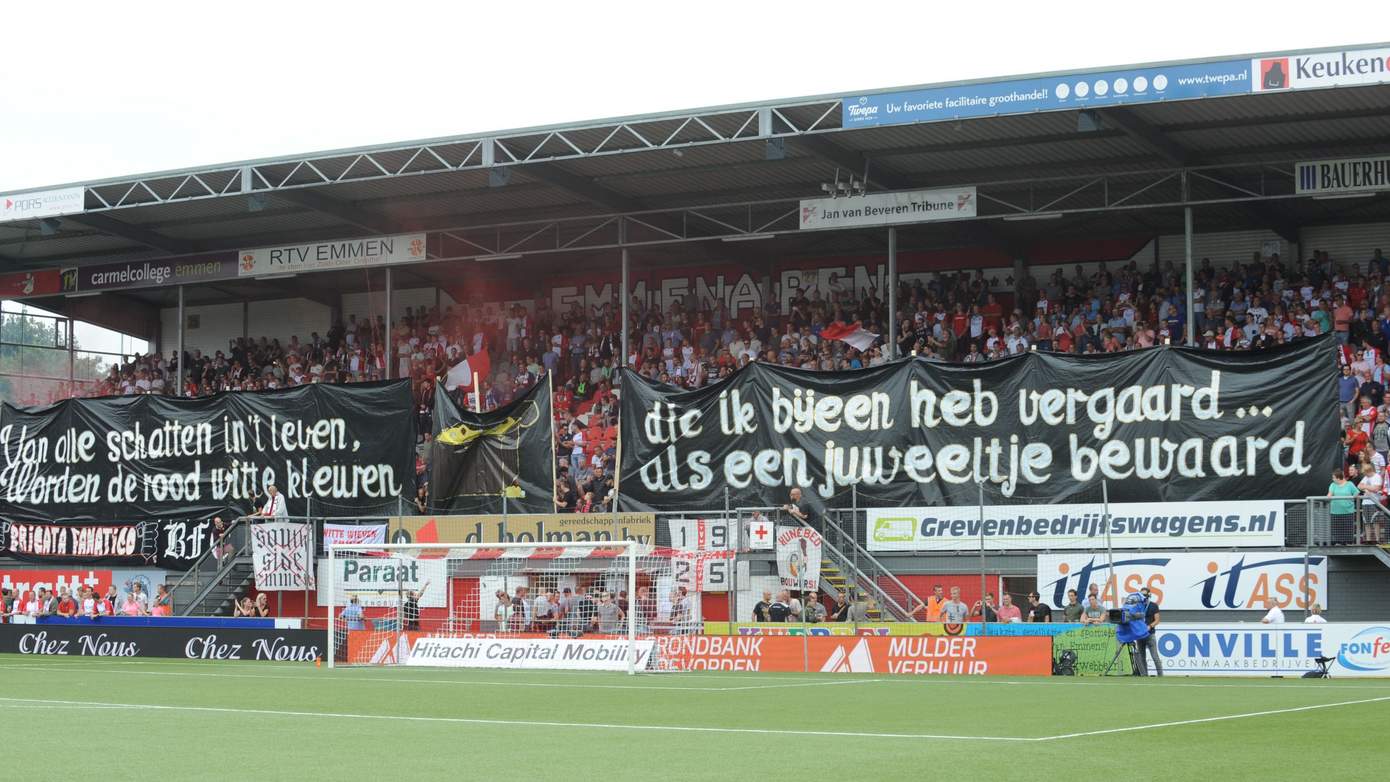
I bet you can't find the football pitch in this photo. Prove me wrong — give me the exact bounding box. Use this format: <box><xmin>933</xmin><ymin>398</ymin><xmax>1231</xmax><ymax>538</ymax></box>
<box><xmin>2</xmin><ymin>655</ymin><xmax>1386</xmax><ymax>781</ymax></box>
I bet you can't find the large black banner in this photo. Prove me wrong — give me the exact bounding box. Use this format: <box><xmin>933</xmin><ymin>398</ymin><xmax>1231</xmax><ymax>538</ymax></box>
<box><xmin>619</xmin><ymin>337</ymin><xmax>1340</xmax><ymax>511</ymax></box>
<box><xmin>0</xmin><ymin>381</ymin><xmax>414</xmax><ymax>522</ymax></box>
<box><xmin>0</xmin><ymin>517</ymin><xmax>215</xmax><ymax>570</ymax></box>
<box><xmin>0</xmin><ymin>623</ymin><xmax>322</xmax><ymax>661</ymax></box>
<box><xmin>428</xmin><ymin>377</ymin><xmax>555</xmax><ymax>514</ymax></box>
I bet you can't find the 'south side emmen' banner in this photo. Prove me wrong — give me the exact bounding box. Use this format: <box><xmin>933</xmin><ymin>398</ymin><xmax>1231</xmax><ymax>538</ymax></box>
<box><xmin>0</xmin><ymin>518</ymin><xmax>220</xmax><ymax>571</ymax></box>
<box><xmin>775</xmin><ymin>526</ymin><xmax>822</xmax><ymax>591</ymax></box>
<box><xmin>428</xmin><ymin>377</ymin><xmax>554</xmax><ymax>514</ymax></box>
<box><xmin>251</xmin><ymin>522</ymin><xmax>315</xmax><ymax>592</ymax></box>
<box><xmin>1037</xmin><ymin>551</ymin><xmax>1327</xmax><ymax>611</ymax></box>
<box><xmin>0</xmin><ymin>380</ymin><xmax>414</xmax><ymax>522</ymax></box>
<box><xmin>618</xmin><ymin>337</ymin><xmax>1338</xmax><ymax>511</ymax></box>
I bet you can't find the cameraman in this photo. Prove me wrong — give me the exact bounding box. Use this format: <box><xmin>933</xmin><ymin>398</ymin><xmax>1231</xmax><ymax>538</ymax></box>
<box><xmin>1133</xmin><ymin>587</ymin><xmax>1163</xmax><ymax>676</ymax></box>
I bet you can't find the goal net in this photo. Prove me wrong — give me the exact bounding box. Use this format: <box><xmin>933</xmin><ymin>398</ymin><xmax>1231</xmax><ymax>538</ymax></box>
<box><xmin>326</xmin><ymin>542</ymin><xmax>696</xmax><ymax>673</ymax></box>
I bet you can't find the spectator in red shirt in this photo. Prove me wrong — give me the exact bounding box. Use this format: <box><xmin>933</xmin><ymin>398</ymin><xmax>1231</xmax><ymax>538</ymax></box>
<box><xmin>55</xmin><ymin>587</ymin><xmax>78</xmax><ymax>618</ymax></box>
<box><xmin>996</xmin><ymin>594</ymin><xmax>1024</xmax><ymax>623</ymax></box>
<box><xmin>981</xmin><ymin>294</ymin><xmax>1004</xmax><ymax>333</ymax></box>
<box><xmin>1334</xmin><ymin>296</ymin><xmax>1354</xmax><ymax>344</ymax></box>
<box><xmin>1345</xmin><ymin>425</ymin><xmax>1370</xmax><ymax>474</ymax></box>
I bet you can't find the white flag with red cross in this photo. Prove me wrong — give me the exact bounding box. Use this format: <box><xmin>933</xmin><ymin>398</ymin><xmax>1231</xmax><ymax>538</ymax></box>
<box><xmin>748</xmin><ymin>517</ymin><xmax>774</xmax><ymax>550</ymax></box>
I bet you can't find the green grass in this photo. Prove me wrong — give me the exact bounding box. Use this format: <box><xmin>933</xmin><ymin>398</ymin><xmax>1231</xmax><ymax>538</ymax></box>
<box><xmin>1</xmin><ymin>654</ymin><xmax>1387</xmax><ymax>780</ymax></box>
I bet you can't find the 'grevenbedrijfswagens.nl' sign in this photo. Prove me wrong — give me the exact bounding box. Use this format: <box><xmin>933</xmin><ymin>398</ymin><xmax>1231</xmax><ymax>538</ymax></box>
<box><xmin>867</xmin><ymin>499</ymin><xmax>1286</xmax><ymax>551</ymax></box>
<box><xmin>619</xmin><ymin>337</ymin><xmax>1339</xmax><ymax>518</ymax></box>
<box><xmin>0</xmin><ymin>381</ymin><xmax>414</xmax><ymax>523</ymax></box>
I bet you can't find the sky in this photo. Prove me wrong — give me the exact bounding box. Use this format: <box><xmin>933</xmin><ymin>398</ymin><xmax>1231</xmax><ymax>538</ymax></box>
<box><xmin>0</xmin><ymin>1</ymin><xmax>1377</xmax><ymax>193</ymax></box>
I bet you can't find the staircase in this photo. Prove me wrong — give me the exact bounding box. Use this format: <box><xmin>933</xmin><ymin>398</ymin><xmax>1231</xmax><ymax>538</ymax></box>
<box><xmin>182</xmin><ymin>559</ymin><xmax>256</xmax><ymax>617</ymax></box>
<box><xmin>819</xmin><ymin>558</ymin><xmax>883</xmax><ymax>620</ymax></box>
<box><xmin>169</xmin><ymin>519</ymin><xmax>258</xmax><ymax>617</ymax></box>
<box><xmin>800</xmin><ymin>512</ymin><xmax>919</xmax><ymax>622</ymax></box>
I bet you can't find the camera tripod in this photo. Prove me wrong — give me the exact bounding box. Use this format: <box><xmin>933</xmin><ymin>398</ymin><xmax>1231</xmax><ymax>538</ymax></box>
<box><xmin>1103</xmin><ymin>640</ymin><xmax>1139</xmax><ymax>676</ymax></box>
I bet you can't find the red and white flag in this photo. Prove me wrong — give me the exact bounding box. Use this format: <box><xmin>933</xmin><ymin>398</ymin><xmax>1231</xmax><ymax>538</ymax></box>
<box><xmin>820</xmin><ymin>321</ymin><xmax>879</xmax><ymax>352</ymax></box>
<box><xmin>445</xmin><ymin>347</ymin><xmax>491</xmax><ymax>391</ymax></box>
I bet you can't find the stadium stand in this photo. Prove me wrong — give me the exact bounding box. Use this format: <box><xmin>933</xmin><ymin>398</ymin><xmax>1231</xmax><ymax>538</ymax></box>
<box><xmin>42</xmin><ymin>241</ymin><xmax>1381</xmax><ymax>515</ymax></box>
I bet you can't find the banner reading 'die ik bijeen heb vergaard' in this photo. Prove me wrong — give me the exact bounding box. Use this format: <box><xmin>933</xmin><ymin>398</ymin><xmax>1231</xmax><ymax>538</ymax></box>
<box><xmin>618</xmin><ymin>338</ymin><xmax>1337</xmax><ymax>536</ymax></box>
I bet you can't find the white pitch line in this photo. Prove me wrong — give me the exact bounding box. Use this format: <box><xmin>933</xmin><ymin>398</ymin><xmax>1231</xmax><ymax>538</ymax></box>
<box><xmin>717</xmin><ymin>678</ymin><xmax>887</xmax><ymax>691</ymax></box>
<box><xmin>795</xmin><ymin>676</ymin><xmax>1390</xmax><ymax>692</ymax></box>
<box><xmin>8</xmin><ymin>658</ymin><xmax>1390</xmax><ymax>692</ymax></box>
<box><xmin>0</xmin><ymin>663</ymin><xmax>880</xmax><ymax>693</ymax></box>
<box><xmin>0</xmin><ymin>697</ymin><xmax>1025</xmax><ymax>741</ymax></box>
<box><xmin>0</xmin><ymin>657</ymin><xmax>837</xmax><ymax>683</ymax></box>
<box><xmin>1039</xmin><ymin>695</ymin><xmax>1390</xmax><ymax>740</ymax></box>
<box><xmin>2</xmin><ymin>692</ymin><xmax>1383</xmax><ymax>742</ymax></box>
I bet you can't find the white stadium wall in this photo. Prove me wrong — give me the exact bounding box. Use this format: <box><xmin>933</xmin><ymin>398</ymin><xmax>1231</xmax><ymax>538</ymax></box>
<box><xmin>1300</xmin><ymin>222</ymin><xmax>1390</xmax><ymax>268</ymax></box>
<box><xmin>340</xmin><ymin>287</ymin><xmax>456</xmax><ymax>327</ymax></box>
<box><xmin>160</xmin><ymin>298</ymin><xmax>332</xmax><ymax>357</ymax></box>
<box><xmin>159</xmin><ymin>302</ymin><xmax>241</xmax><ymax>358</ymax></box>
<box><xmin>1158</xmin><ymin>228</ymin><xmax>1293</xmax><ymax>267</ymax></box>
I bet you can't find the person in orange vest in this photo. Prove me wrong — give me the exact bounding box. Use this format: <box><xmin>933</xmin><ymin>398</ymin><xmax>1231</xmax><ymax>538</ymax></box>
<box><xmin>923</xmin><ymin>584</ymin><xmax>945</xmax><ymax>622</ymax></box>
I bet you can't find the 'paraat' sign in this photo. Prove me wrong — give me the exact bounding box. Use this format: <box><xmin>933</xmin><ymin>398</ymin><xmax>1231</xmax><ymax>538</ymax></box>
<box><xmin>316</xmin><ymin>556</ymin><xmax>446</xmax><ymax>607</ymax></box>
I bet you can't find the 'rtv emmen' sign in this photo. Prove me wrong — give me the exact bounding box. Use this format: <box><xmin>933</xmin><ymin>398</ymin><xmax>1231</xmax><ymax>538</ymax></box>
<box><xmin>1296</xmin><ymin>155</ymin><xmax>1390</xmax><ymax>196</ymax></box>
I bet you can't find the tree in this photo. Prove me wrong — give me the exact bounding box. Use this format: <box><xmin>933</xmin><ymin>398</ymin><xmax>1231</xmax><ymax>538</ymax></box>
<box><xmin>0</xmin><ymin>312</ymin><xmax>115</xmax><ymax>406</ymax></box>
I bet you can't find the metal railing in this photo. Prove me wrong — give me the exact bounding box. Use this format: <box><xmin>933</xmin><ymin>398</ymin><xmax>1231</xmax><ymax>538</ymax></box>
<box><xmin>168</xmin><ymin>517</ymin><xmax>250</xmax><ymax>616</ymax></box>
<box><xmin>1302</xmin><ymin>495</ymin><xmax>1390</xmax><ymax>548</ymax></box>
<box><xmin>162</xmin><ymin>493</ymin><xmax>1386</xmax><ymax>621</ymax></box>
<box><xmin>735</xmin><ymin>505</ymin><xmax>919</xmax><ymax>622</ymax></box>
<box><xmin>813</xmin><ymin>509</ymin><xmax>921</xmax><ymax>622</ymax></box>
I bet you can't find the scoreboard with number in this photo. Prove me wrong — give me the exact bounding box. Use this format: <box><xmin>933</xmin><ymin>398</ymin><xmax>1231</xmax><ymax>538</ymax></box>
<box><xmin>667</xmin><ymin>518</ymin><xmax>734</xmax><ymax>552</ymax></box>
<box><xmin>667</xmin><ymin>518</ymin><xmax>735</xmax><ymax>593</ymax></box>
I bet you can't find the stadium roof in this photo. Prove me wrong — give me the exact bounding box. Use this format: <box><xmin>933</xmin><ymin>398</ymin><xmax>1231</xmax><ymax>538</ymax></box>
<box><xmin>3</xmin><ymin>41</ymin><xmax>1390</xmax><ymax>311</ymax></box>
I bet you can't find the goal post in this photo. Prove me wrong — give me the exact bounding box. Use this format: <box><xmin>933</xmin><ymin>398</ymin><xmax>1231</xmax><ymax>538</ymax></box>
<box><xmin>326</xmin><ymin>541</ymin><xmax>685</xmax><ymax>674</ymax></box>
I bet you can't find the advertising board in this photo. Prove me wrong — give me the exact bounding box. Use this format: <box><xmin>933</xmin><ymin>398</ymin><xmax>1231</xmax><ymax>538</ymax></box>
<box><xmin>0</xmin><ymin>623</ymin><xmax>322</xmax><ymax>661</ymax></box>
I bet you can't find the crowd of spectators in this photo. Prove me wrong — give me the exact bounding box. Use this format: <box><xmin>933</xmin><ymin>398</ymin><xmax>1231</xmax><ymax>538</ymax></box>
<box><xmin>35</xmin><ymin>243</ymin><xmax>1388</xmax><ymax>515</ymax></box>
<box><xmin>493</xmin><ymin>583</ymin><xmax>694</xmax><ymax>635</ymax></box>
<box><xmin>0</xmin><ymin>581</ymin><xmax>172</xmax><ymax>621</ymax></box>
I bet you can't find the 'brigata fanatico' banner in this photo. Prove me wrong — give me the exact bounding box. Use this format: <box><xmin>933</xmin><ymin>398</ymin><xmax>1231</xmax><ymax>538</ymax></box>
<box><xmin>0</xmin><ymin>381</ymin><xmax>414</xmax><ymax>522</ymax></box>
<box><xmin>618</xmin><ymin>337</ymin><xmax>1339</xmax><ymax>511</ymax></box>
<box><xmin>0</xmin><ymin>517</ymin><xmax>217</xmax><ymax>570</ymax></box>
